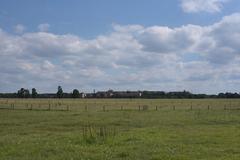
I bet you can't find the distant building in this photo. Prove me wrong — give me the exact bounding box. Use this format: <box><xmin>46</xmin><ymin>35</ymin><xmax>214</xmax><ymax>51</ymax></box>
<box><xmin>80</xmin><ymin>93</ymin><xmax>86</xmax><ymax>98</ymax></box>
<box><xmin>113</xmin><ymin>91</ymin><xmax>142</xmax><ymax>98</ymax></box>
<box><xmin>88</xmin><ymin>90</ymin><xmax>142</xmax><ymax>98</ymax></box>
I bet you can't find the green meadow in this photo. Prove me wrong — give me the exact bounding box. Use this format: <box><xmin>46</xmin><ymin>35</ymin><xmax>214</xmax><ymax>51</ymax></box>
<box><xmin>0</xmin><ymin>99</ymin><xmax>240</xmax><ymax>160</ymax></box>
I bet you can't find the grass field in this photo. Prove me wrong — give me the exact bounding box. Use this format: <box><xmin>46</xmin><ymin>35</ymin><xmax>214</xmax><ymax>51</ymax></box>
<box><xmin>0</xmin><ymin>99</ymin><xmax>240</xmax><ymax>160</ymax></box>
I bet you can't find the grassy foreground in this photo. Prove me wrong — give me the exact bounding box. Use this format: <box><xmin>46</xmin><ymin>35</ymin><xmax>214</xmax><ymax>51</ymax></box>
<box><xmin>0</xmin><ymin>99</ymin><xmax>240</xmax><ymax>160</ymax></box>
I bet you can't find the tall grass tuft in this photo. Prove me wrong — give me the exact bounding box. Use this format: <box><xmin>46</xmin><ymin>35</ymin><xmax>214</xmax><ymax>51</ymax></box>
<box><xmin>142</xmin><ymin>105</ymin><xmax>149</xmax><ymax>111</ymax></box>
<box><xmin>82</xmin><ymin>125</ymin><xmax>117</xmax><ymax>144</ymax></box>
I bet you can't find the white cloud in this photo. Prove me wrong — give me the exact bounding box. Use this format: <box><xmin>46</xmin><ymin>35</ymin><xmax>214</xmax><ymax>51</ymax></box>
<box><xmin>1</xmin><ymin>13</ymin><xmax>240</xmax><ymax>93</ymax></box>
<box><xmin>38</xmin><ymin>23</ymin><xmax>50</xmax><ymax>32</ymax></box>
<box><xmin>138</xmin><ymin>25</ymin><xmax>205</xmax><ymax>53</ymax></box>
<box><xmin>14</xmin><ymin>24</ymin><xmax>26</xmax><ymax>34</ymax></box>
<box><xmin>41</xmin><ymin>60</ymin><xmax>55</xmax><ymax>70</ymax></box>
<box><xmin>181</xmin><ymin>0</ymin><xmax>229</xmax><ymax>13</ymax></box>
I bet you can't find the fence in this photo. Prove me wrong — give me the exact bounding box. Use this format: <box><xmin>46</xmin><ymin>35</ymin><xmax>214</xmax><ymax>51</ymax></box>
<box><xmin>0</xmin><ymin>98</ymin><xmax>240</xmax><ymax>111</ymax></box>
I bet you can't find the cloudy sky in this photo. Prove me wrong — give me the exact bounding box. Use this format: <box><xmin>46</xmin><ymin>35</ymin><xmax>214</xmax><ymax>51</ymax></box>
<box><xmin>0</xmin><ymin>0</ymin><xmax>240</xmax><ymax>94</ymax></box>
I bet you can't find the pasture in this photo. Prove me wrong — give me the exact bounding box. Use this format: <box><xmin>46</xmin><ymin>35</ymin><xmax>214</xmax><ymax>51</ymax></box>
<box><xmin>0</xmin><ymin>99</ymin><xmax>240</xmax><ymax>160</ymax></box>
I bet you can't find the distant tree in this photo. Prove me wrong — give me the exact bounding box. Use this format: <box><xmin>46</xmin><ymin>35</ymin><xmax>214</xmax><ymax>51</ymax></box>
<box><xmin>218</xmin><ymin>93</ymin><xmax>225</xmax><ymax>98</ymax></box>
<box><xmin>17</xmin><ymin>88</ymin><xmax>30</xmax><ymax>98</ymax></box>
<box><xmin>17</xmin><ymin>88</ymin><xmax>24</xmax><ymax>98</ymax></box>
<box><xmin>32</xmin><ymin>88</ymin><xmax>38</xmax><ymax>98</ymax></box>
<box><xmin>25</xmin><ymin>89</ymin><xmax>30</xmax><ymax>98</ymax></box>
<box><xmin>72</xmin><ymin>89</ymin><xmax>80</xmax><ymax>98</ymax></box>
<box><xmin>56</xmin><ymin>86</ymin><xmax>63</xmax><ymax>98</ymax></box>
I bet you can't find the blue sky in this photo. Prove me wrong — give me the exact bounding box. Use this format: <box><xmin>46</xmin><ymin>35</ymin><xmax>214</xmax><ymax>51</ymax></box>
<box><xmin>0</xmin><ymin>0</ymin><xmax>240</xmax><ymax>93</ymax></box>
<box><xmin>1</xmin><ymin>0</ymin><xmax>239</xmax><ymax>37</ymax></box>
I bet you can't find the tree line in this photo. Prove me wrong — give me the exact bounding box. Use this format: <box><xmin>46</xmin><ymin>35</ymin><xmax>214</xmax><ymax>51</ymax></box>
<box><xmin>0</xmin><ymin>86</ymin><xmax>81</xmax><ymax>98</ymax></box>
<box><xmin>0</xmin><ymin>86</ymin><xmax>240</xmax><ymax>99</ymax></box>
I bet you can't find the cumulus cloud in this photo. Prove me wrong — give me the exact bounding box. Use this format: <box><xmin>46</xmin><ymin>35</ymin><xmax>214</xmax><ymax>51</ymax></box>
<box><xmin>181</xmin><ymin>0</ymin><xmax>229</xmax><ymax>13</ymax></box>
<box><xmin>138</xmin><ymin>25</ymin><xmax>205</xmax><ymax>53</ymax></box>
<box><xmin>14</xmin><ymin>24</ymin><xmax>26</xmax><ymax>34</ymax></box>
<box><xmin>38</xmin><ymin>23</ymin><xmax>50</xmax><ymax>32</ymax></box>
<box><xmin>1</xmin><ymin>13</ymin><xmax>240</xmax><ymax>93</ymax></box>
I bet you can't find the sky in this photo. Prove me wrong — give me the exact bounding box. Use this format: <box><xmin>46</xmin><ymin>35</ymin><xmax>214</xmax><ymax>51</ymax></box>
<box><xmin>0</xmin><ymin>0</ymin><xmax>240</xmax><ymax>94</ymax></box>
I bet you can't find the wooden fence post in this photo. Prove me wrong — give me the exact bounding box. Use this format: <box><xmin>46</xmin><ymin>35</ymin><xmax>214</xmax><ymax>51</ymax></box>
<box><xmin>156</xmin><ymin>106</ymin><xmax>158</xmax><ymax>111</ymax></box>
<box><xmin>138</xmin><ymin>105</ymin><xmax>141</xmax><ymax>111</ymax></box>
